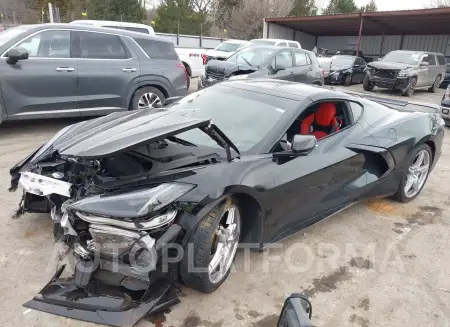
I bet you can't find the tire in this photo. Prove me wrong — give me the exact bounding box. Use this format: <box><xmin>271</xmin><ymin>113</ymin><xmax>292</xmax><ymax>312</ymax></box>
<box><xmin>428</xmin><ymin>75</ymin><xmax>441</xmax><ymax>93</ymax></box>
<box><xmin>401</xmin><ymin>77</ymin><xmax>417</xmax><ymax>97</ymax></box>
<box><xmin>393</xmin><ymin>144</ymin><xmax>432</xmax><ymax>203</ymax></box>
<box><xmin>182</xmin><ymin>63</ymin><xmax>191</xmax><ymax>91</ymax></box>
<box><xmin>130</xmin><ymin>86</ymin><xmax>165</xmax><ymax>110</ymax></box>
<box><xmin>363</xmin><ymin>75</ymin><xmax>374</xmax><ymax>91</ymax></box>
<box><xmin>180</xmin><ymin>196</ymin><xmax>241</xmax><ymax>293</ymax></box>
<box><xmin>344</xmin><ymin>74</ymin><xmax>352</xmax><ymax>86</ymax></box>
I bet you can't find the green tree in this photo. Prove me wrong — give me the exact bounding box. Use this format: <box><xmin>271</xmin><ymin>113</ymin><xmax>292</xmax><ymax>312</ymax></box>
<box><xmin>322</xmin><ymin>0</ymin><xmax>358</xmax><ymax>14</ymax></box>
<box><xmin>86</xmin><ymin>0</ymin><xmax>144</xmax><ymax>23</ymax></box>
<box><xmin>153</xmin><ymin>0</ymin><xmax>210</xmax><ymax>35</ymax></box>
<box><xmin>290</xmin><ymin>0</ymin><xmax>318</xmax><ymax>16</ymax></box>
<box><xmin>360</xmin><ymin>0</ymin><xmax>377</xmax><ymax>12</ymax></box>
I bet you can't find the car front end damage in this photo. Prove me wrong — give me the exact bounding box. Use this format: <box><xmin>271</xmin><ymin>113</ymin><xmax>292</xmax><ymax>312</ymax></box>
<box><xmin>8</xmin><ymin>110</ymin><xmax>240</xmax><ymax>326</ymax></box>
<box><xmin>366</xmin><ymin>66</ymin><xmax>412</xmax><ymax>91</ymax></box>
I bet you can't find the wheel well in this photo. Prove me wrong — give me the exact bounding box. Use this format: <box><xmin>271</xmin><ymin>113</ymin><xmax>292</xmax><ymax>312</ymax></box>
<box><xmin>182</xmin><ymin>62</ymin><xmax>192</xmax><ymax>76</ymax></box>
<box><xmin>129</xmin><ymin>84</ymin><xmax>169</xmax><ymax>109</ymax></box>
<box><xmin>425</xmin><ymin>140</ymin><xmax>436</xmax><ymax>162</ymax></box>
<box><xmin>232</xmin><ymin>193</ymin><xmax>264</xmax><ymax>246</ymax></box>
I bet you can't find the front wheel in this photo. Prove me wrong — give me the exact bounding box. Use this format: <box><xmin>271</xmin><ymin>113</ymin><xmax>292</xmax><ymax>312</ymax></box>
<box><xmin>363</xmin><ymin>75</ymin><xmax>374</xmax><ymax>91</ymax></box>
<box><xmin>428</xmin><ymin>75</ymin><xmax>441</xmax><ymax>93</ymax></box>
<box><xmin>401</xmin><ymin>77</ymin><xmax>417</xmax><ymax>97</ymax></box>
<box><xmin>344</xmin><ymin>74</ymin><xmax>352</xmax><ymax>86</ymax></box>
<box><xmin>393</xmin><ymin>144</ymin><xmax>432</xmax><ymax>203</ymax></box>
<box><xmin>181</xmin><ymin>197</ymin><xmax>241</xmax><ymax>293</ymax></box>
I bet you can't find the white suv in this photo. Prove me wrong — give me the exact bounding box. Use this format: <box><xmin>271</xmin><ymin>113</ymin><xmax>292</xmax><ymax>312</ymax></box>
<box><xmin>242</xmin><ymin>38</ymin><xmax>301</xmax><ymax>49</ymax></box>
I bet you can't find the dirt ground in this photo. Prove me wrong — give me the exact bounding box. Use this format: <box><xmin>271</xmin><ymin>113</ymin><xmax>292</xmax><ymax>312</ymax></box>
<box><xmin>0</xmin><ymin>81</ymin><xmax>449</xmax><ymax>327</ymax></box>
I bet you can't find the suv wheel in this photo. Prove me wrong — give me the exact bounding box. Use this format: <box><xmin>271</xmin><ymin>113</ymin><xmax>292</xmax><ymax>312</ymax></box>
<box><xmin>363</xmin><ymin>75</ymin><xmax>374</xmax><ymax>91</ymax></box>
<box><xmin>131</xmin><ymin>87</ymin><xmax>165</xmax><ymax>110</ymax></box>
<box><xmin>428</xmin><ymin>75</ymin><xmax>441</xmax><ymax>93</ymax></box>
<box><xmin>344</xmin><ymin>74</ymin><xmax>352</xmax><ymax>86</ymax></box>
<box><xmin>401</xmin><ymin>77</ymin><xmax>417</xmax><ymax>97</ymax></box>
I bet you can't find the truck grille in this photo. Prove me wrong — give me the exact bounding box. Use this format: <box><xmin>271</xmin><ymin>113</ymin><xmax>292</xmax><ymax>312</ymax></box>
<box><xmin>372</xmin><ymin>69</ymin><xmax>398</xmax><ymax>79</ymax></box>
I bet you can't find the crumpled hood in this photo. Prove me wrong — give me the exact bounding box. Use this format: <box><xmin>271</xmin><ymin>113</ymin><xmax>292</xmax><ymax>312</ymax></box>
<box><xmin>206</xmin><ymin>60</ymin><xmax>257</xmax><ymax>77</ymax></box>
<box><xmin>368</xmin><ymin>61</ymin><xmax>414</xmax><ymax>70</ymax></box>
<box><xmin>33</xmin><ymin>110</ymin><xmax>211</xmax><ymax>159</ymax></box>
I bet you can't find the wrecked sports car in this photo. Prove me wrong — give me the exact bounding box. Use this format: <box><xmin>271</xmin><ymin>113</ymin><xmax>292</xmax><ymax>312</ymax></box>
<box><xmin>9</xmin><ymin>80</ymin><xmax>444</xmax><ymax>326</ymax></box>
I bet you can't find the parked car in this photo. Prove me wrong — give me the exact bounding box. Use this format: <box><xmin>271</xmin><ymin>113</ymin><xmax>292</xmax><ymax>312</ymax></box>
<box><xmin>363</xmin><ymin>50</ymin><xmax>447</xmax><ymax>96</ymax></box>
<box><xmin>70</xmin><ymin>20</ymin><xmax>206</xmax><ymax>87</ymax></box>
<box><xmin>334</xmin><ymin>49</ymin><xmax>373</xmax><ymax>63</ymax></box>
<box><xmin>324</xmin><ymin>55</ymin><xmax>367</xmax><ymax>86</ymax></box>
<box><xmin>205</xmin><ymin>39</ymin><xmax>247</xmax><ymax>62</ymax></box>
<box><xmin>439</xmin><ymin>58</ymin><xmax>450</xmax><ymax>88</ymax></box>
<box><xmin>0</xmin><ymin>24</ymin><xmax>187</xmax><ymax>123</ymax></box>
<box><xmin>201</xmin><ymin>46</ymin><xmax>323</xmax><ymax>88</ymax></box>
<box><xmin>440</xmin><ymin>84</ymin><xmax>450</xmax><ymax>126</ymax></box>
<box><xmin>242</xmin><ymin>38</ymin><xmax>301</xmax><ymax>49</ymax></box>
<box><xmin>11</xmin><ymin>79</ymin><xmax>443</xmax><ymax>326</ymax></box>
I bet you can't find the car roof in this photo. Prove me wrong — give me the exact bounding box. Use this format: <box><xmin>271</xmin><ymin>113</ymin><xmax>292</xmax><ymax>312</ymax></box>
<box><xmin>25</xmin><ymin>23</ymin><xmax>168</xmax><ymax>43</ymax></box>
<box><xmin>70</xmin><ymin>20</ymin><xmax>152</xmax><ymax>29</ymax></box>
<box><xmin>219</xmin><ymin>79</ymin><xmax>353</xmax><ymax>103</ymax></box>
<box><xmin>223</xmin><ymin>39</ymin><xmax>247</xmax><ymax>44</ymax></box>
<box><xmin>251</xmin><ymin>38</ymin><xmax>299</xmax><ymax>42</ymax></box>
<box><xmin>331</xmin><ymin>55</ymin><xmax>357</xmax><ymax>59</ymax></box>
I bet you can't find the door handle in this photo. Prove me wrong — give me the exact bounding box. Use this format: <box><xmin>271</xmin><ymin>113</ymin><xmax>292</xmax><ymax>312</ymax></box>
<box><xmin>123</xmin><ymin>68</ymin><xmax>137</xmax><ymax>72</ymax></box>
<box><xmin>56</xmin><ymin>67</ymin><xmax>75</xmax><ymax>72</ymax></box>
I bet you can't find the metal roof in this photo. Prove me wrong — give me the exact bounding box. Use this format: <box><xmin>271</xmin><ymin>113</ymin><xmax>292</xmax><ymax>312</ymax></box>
<box><xmin>265</xmin><ymin>8</ymin><xmax>450</xmax><ymax>36</ymax></box>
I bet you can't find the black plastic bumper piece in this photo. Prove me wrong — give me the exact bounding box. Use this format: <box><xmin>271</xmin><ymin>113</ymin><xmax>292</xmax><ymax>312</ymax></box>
<box><xmin>23</xmin><ymin>265</ymin><xmax>180</xmax><ymax>327</ymax></box>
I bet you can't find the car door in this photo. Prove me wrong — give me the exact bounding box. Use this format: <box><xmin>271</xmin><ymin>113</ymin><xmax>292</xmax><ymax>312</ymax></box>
<box><xmin>268</xmin><ymin>50</ymin><xmax>295</xmax><ymax>81</ymax></box>
<box><xmin>73</xmin><ymin>30</ymin><xmax>140</xmax><ymax>113</ymax></box>
<box><xmin>353</xmin><ymin>57</ymin><xmax>367</xmax><ymax>82</ymax></box>
<box><xmin>0</xmin><ymin>29</ymin><xmax>78</xmax><ymax>117</ymax></box>
<box><xmin>292</xmin><ymin>51</ymin><xmax>311</xmax><ymax>83</ymax></box>
<box><xmin>266</xmin><ymin>101</ymin><xmax>371</xmax><ymax>242</ymax></box>
<box><xmin>417</xmin><ymin>53</ymin><xmax>432</xmax><ymax>87</ymax></box>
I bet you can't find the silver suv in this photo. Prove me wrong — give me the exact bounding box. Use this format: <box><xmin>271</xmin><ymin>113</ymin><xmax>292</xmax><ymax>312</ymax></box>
<box><xmin>0</xmin><ymin>24</ymin><xmax>187</xmax><ymax>123</ymax></box>
<box><xmin>363</xmin><ymin>50</ymin><xmax>447</xmax><ymax>96</ymax></box>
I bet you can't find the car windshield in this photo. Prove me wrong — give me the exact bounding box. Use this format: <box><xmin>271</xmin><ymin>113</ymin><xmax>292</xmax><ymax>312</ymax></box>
<box><xmin>330</xmin><ymin>56</ymin><xmax>354</xmax><ymax>68</ymax></box>
<box><xmin>382</xmin><ymin>51</ymin><xmax>421</xmax><ymax>65</ymax></box>
<box><xmin>215</xmin><ymin>42</ymin><xmax>241</xmax><ymax>52</ymax></box>
<box><xmin>226</xmin><ymin>47</ymin><xmax>276</xmax><ymax>66</ymax></box>
<box><xmin>168</xmin><ymin>84</ymin><xmax>296</xmax><ymax>152</ymax></box>
<box><xmin>0</xmin><ymin>25</ymin><xmax>34</xmax><ymax>47</ymax></box>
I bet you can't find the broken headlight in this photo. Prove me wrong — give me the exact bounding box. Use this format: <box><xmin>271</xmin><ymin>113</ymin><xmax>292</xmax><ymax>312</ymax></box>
<box><xmin>68</xmin><ymin>183</ymin><xmax>195</xmax><ymax>219</ymax></box>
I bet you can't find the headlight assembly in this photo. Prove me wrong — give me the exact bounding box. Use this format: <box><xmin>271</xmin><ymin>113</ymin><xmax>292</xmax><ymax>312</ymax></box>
<box><xmin>68</xmin><ymin>183</ymin><xmax>195</xmax><ymax>218</ymax></box>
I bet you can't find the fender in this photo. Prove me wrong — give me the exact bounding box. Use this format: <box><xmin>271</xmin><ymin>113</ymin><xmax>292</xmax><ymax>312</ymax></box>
<box><xmin>126</xmin><ymin>77</ymin><xmax>174</xmax><ymax>106</ymax></box>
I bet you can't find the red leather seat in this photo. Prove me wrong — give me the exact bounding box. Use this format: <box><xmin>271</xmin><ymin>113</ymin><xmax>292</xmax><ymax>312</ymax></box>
<box><xmin>300</xmin><ymin>102</ymin><xmax>340</xmax><ymax>140</ymax></box>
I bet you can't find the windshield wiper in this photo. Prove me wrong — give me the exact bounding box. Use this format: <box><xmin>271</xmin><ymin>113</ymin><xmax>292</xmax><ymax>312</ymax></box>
<box><xmin>239</xmin><ymin>55</ymin><xmax>252</xmax><ymax>66</ymax></box>
<box><xmin>166</xmin><ymin>136</ymin><xmax>197</xmax><ymax>147</ymax></box>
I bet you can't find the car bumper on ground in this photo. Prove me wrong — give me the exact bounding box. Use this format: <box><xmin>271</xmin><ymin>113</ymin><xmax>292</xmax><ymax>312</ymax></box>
<box><xmin>199</xmin><ymin>75</ymin><xmax>225</xmax><ymax>88</ymax></box>
<box><xmin>368</xmin><ymin>75</ymin><xmax>410</xmax><ymax>90</ymax></box>
<box><xmin>325</xmin><ymin>72</ymin><xmax>346</xmax><ymax>84</ymax></box>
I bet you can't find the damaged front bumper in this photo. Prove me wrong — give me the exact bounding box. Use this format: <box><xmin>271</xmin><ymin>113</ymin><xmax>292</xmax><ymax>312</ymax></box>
<box><xmin>368</xmin><ymin>75</ymin><xmax>410</xmax><ymax>90</ymax></box>
<box><xmin>25</xmin><ymin>264</ymin><xmax>180</xmax><ymax>327</ymax></box>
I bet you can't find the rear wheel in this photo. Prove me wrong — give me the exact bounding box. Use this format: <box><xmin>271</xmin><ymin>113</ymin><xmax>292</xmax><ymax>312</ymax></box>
<box><xmin>181</xmin><ymin>197</ymin><xmax>241</xmax><ymax>293</ymax></box>
<box><xmin>130</xmin><ymin>86</ymin><xmax>165</xmax><ymax>110</ymax></box>
<box><xmin>401</xmin><ymin>77</ymin><xmax>417</xmax><ymax>97</ymax></box>
<box><xmin>393</xmin><ymin>144</ymin><xmax>432</xmax><ymax>203</ymax></box>
<box><xmin>363</xmin><ymin>75</ymin><xmax>374</xmax><ymax>91</ymax></box>
<box><xmin>344</xmin><ymin>74</ymin><xmax>352</xmax><ymax>86</ymax></box>
<box><xmin>428</xmin><ymin>75</ymin><xmax>441</xmax><ymax>93</ymax></box>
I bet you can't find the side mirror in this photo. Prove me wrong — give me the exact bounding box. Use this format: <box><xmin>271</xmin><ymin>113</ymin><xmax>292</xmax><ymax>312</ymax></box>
<box><xmin>291</xmin><ymin>134</ymin><xmax>317</xmax><ymax>154</ymax></box>
<box><xmin>420</xmin><ymin>61</ymin><xmax>429</xmax><ymax>67</ymax></box>
<box><xmin>277</xmin><ymin>294</ymin><xmax>313</xmax><ymax>327</ymax></box>
<box><xmin>6</xmin><ymin>47</ymin><xmax>29</xmax><ymax>65</ymax></box>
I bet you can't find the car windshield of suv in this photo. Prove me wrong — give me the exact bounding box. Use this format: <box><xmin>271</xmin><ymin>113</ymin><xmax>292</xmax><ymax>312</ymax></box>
<box><xmin>215</xmin><ymin>42</ymin><xmax>241</xmax><ymax>52</ymax></box>
<box><xmin>168</xmin><ymin>85</ymin><xmax>296</xmax><ymax>152</ymax></box>
<box><xmin>382</xmin><ymin>51</ymin><xmax>421</xmax><ymax>65</ymax></box>
<box><xmin>330</xmin><ymin>56</ymin><xmax>354</xmax><ymax>68</ymax></box>
<box><xmin>226</xmin><ymin>47</ymin><xmax>276</xmax><ymax>66</ymax></box>
<box><xmin>0</xmin><ymin>25</ymin><xmax>34</xmax><ymax>47</ymax></box>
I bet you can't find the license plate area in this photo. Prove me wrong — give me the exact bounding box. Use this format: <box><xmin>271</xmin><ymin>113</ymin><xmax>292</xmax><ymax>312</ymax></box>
<box><xmin>19</xmin><ymin>172</ymin><xmax>71</xmax><ymax>197</ymax></box>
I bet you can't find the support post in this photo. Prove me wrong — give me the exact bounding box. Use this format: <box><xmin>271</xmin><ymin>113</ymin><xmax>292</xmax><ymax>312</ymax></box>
<box><xmin>399</xmin><ymin>34</ymin><xmax>404</xmax><ymax>50</ymax></box>
<box><xmin>379</xmin><ymin>31</ymin><xmax>385</xmax><ymax>58</ymax></box>
<box><xmin>48</xmin><ymin>2</ymin><xmax>54</xmax><ymax>23</ymax></box>
<box><xmin>356</xmin><ymin>13</ymin><xmax>364</xmax><ymax>57</ymax></box>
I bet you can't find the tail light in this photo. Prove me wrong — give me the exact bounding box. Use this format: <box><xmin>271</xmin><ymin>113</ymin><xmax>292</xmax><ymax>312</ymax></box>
<box><xmin>176</xmin><ymin>63</ymin><xmax>188</xmax><ymax>87</ymax></box>
<box><xmin>201</xmin><ymin>54</ymin><xmax>207</xmax><ymax>65</ymax></box>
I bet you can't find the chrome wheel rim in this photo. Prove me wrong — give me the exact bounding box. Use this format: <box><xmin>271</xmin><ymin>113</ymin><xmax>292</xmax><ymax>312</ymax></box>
<box><xmin>433</xmin><ymin>76</ymin><xmax>440</xmax><ymax>89</ymax></box>
<box><xmin>404</xmin><ymin>149</ymin><xmax>430</xmax><ymax>198</ymax></box>
<box><xmin>409</xmin><ymin>78</ymin><xmax>417</xmax><ymax>92</ymax></box>
<box><xmin>208</xmin><ymin>204</ymin><xmax>240</xmax><ymax>284</ymax></box>
<box><xmin>138</xmin><ymin>92</ymin><xmax>161</xmax><ymax>109</ymax></box>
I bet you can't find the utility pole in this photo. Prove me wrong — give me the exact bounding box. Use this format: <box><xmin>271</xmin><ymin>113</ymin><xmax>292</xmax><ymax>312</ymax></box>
<box><xmin>48</xmin><ymin>2</ymin><xmax>54</xmax><ymax>23</ymax></box>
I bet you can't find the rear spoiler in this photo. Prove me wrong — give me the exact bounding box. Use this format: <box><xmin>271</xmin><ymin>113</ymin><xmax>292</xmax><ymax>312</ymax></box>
<box><xmin>343</xmin><ymin>90</ymin><xmax>439</xmax><ymax>113</ymax></box>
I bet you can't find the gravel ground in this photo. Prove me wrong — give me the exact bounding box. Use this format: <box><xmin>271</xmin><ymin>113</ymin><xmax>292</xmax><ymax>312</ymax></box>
<box><xmin>0</xmin><ymin>81</ymin><xmax>448</xmax><ymax>327</ymax></box>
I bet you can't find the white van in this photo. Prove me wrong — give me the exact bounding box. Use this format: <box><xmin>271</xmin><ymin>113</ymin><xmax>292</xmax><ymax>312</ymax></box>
<box><xmin>70</xmin><ymin>20</ymin><xmax>155</xmax><ymax>35</ymax></box>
